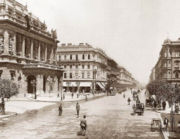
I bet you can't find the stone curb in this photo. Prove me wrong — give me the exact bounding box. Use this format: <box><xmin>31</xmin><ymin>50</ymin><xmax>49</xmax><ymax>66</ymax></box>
<box><xmin>0</xmin><ymin>112</ymin><xmax>17</xmax><ymax>120</ymax></box>
<box><xmin>10</xmin><ymin>94</ymin><xmax>106</xmax><ymax>103</ymax></box>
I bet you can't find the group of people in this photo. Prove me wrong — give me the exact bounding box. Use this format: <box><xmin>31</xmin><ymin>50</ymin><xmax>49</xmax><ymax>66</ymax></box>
<box><xmin>58</xmin><ymin>101</ymin><xmax>87</xmax><ymax>136</ymax></box>
<box><xmin>58</xmin><ymin>101</ymin><xmax>81</xmax><ymax>117</ymax></box>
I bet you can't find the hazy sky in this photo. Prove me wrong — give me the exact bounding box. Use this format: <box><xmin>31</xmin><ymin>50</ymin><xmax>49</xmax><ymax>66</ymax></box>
<box><xmin>18</xmin><ymin>0</ymin><xmax>180</xmax><ymax>84</ymax></box>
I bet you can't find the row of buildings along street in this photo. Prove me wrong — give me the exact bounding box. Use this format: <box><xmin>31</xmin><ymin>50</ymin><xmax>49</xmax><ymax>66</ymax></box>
<box><xmin>0</xmin><ymin>0</ymin><xmax>163</xmax><ymax>139</ymax></box>
<box><xmin>0</xmin><ymin>0</ymin><xmax>138</xmax><ymax>100</ymax></box>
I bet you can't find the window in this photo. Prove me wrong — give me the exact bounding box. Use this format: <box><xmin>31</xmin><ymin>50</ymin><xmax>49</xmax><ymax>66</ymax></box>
<box><xmin>88</xmin><ymin>54</ymin><xmax>90</xmax><ymax>59</ymax></box>
<box><xmin>64</xmin><ymin>65</ymin><xmax>66</xmax><ymax>68</ymax></box>
<box><xmin>59</xmin><ymin>55</ymin><xmax>61</xmax><ymax>61</ymax></box>
<box><xmin>70</xmin><ymin>65</ymin><xmax>72</xmax><ymax>69</ymax></box>
<box><xmin>82</xmin><ymin>54</ymin><xmax>85</xmax><ymax>60</ymax></box>
<box><xmin>64</xmin><ymin>55</ymin><xmax>66</xmax><ymax>60</ymax></box>
<box><xmin>64</xmin><ymin>73</ymin><xmax>67</xmax><ymax>78</ymax></box>
<box><xmin>70</xmin><ymin>73</ymin><xmax>72</xmax><ymax>78</ymax></box>
<box><xmin>82</xmin><ymin>72</ymin><xmax>84</xmax><ymax>78</ymax></box>
<box><xmin>70</xmin><ymin>55</ymin><xmax>72</xmax><ymax>60</ymax></box>
<box><xmin>76</xmin><ymin>55</ymin><xmax>78</xmax><ymax>60</ymax></box>
<box><xmin>10</xmin><ymin>70</ymin><xmax>15</xmax><ymax>80</ymax></box>
<box><xmin>82</xmin><ymin>65</ymin><xmax>84</xmax><ymax>69</ymax></box>
<box><xmin>88</xmin><ymin>65</ymin><xmax>90</xmax><ymax>69</ymax></box>
<box><xmin>76</xmin><ymin>65</ymin><xmax>78</xmax><ymax>69</ymax></box>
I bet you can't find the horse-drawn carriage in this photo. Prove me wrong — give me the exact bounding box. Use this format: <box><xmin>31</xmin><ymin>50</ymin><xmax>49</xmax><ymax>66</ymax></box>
<box><xmin>133</xmin><ymin>103</ymin><xmax>144</xmax><ymax>115</ymax></box>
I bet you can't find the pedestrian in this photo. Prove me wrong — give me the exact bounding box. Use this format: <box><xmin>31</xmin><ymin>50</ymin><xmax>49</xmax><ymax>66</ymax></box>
<box><xmin>85</xmin><ymin>95</ymin><xmax>88</xmax><ymax>101</ymax></box>
<box><xmin>58</xmin><ymin>102</ymin><xmax>63</xmax><ymax>116</ymax></box>
<box><xmin>71</xmin><ymin>93</ymin><xmax>74</xmax><ymax>99</ymax></box>
<box><xmin>76</xmin><ymin>102</ymin><xmax>80</xmax><ymax>118</ymax></box>
<box><xmin>63</xmin><ymin>93</ymin><xmax>65</xmax><ymax>100</ymax></box>
<box><xmin>77</xmin><ymin>93</ymin><xmax>79</xmax><ymax>98</ymax></box>
<box><xmin>154</xmin><ymin>100</ymin><xmax>157</xmax><ymax>109</ymax></box>
<box><xmin>163</xmin><ymin>117</ymin><xmax>169</xmax><ymax>131</ymax></box>
<box><xmin>128</xmin><ymin>97</ymin><xmax>131</xmax><ymax>105</ymax></box>
<box><xmin>162</xmin><ymin>101</ymin><xmax>166</xmax><ymax>110</ymax></box>
<box><xmin>77</xmin><ymin>115</ymin><xmax>87</xmax><ymax>136</ymax></box>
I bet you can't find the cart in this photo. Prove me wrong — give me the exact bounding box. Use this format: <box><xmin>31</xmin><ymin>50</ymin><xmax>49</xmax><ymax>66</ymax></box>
<box><xmin>151</xmin><ymin>118</ymin><xmax>162</xmax><ymax>132</ymax></box>
<box><xmin>133</xmin><ymin>103</ymin><xmax>144</xmax><ymax>115</ymax></box>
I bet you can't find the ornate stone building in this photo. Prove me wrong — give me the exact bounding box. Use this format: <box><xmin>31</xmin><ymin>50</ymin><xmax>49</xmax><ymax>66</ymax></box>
<box><xmin>150</xmin><ymin>38</ymin><xmax>180</xmax><ymax>85</ymax></box>
<box><xmin>56</xmin><ymin>43</ymin><xmax>107</xmax><ymax>93</ymax></box>
<box><xmin>0</xmin><ymin>0</ymin><xmax>63</xmax><ymax>97</ymax></box>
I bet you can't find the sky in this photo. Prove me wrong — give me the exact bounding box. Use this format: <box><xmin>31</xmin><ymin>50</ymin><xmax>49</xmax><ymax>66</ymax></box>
<box><xmin>18</xmin><ymin>0</ymin><xmax>180</xmax><ymax>84</ymax></box>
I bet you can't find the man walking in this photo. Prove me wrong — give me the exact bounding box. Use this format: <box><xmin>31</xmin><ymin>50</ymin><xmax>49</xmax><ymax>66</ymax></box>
<box><xmin>164</xmin><ymin>117</ymin><xmax>169</xmax><ymax>131</ymax></box>
<box><xmin>58</xmin><ymin>102</ymin><xmax>63</xmax><ymax>116</ymax></box>
<box><xmin>162</xmin><ymin>101</ymin><xmax>166</xmax><ymax>110</ymax></box>
<box><xmin>76</xmin><ymin>102</ymin><xmax>80</xmax><ymax>118</ymax></box>
<box><xmin>128</xmin><ymin>97</ymin><xmax>131</xmax><ymax>105</ymax></box>
<box><xmin>77</xmin><ymin>115</ymin><xmax>87</xmax><ymax>136</ymax></box>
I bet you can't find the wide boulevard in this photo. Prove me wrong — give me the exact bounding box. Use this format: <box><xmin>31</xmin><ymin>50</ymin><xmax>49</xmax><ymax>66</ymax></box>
<box><xmin>0</xmin><ymin>90</ymin><xmax>162</xmax><ymax>139</ymax></box>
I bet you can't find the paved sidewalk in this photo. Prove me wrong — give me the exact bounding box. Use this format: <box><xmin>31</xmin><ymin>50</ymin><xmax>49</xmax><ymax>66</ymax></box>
<box><xmin>0</xmin><ymin>93</ymin><xmax>105</xmax><ymax>120</ymax></box>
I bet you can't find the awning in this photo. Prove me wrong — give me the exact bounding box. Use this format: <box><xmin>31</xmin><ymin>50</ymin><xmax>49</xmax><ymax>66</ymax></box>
<box><xmin>97</xmin><ymin>82</ymin><xmax>105</xmax><ymax>89</ymax></box>
<box><xmin>63</xmin><ymin>82</ymin><xmax>77</xmax><ymax>87</ymax></box>
<box><xmin>100</xmin><ymin>82</ymin><xmax>106</xmax><ymax>88</ymax></box>
<box><xmin>79</xmin><ymin>82</ymin><xmax>92</xmax><ymax>87</ymax></box>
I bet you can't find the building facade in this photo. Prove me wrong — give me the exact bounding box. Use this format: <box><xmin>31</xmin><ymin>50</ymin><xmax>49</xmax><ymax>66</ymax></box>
<box><xmin>57</xmin><ymin>43</ymin><xmax>107</xmax><ymax>93</ymax></box>
<box><xmin>150</xmin><ymin>38</ymin><xmax>180</xmax><ymax>85</ymax></box>
<box><xmin>118</xmin><ymin>67</ymin><xmax>136</xmax><ymax>88</ymax></box>
<box><xmin>0</xmin><ymin>0</ymin><xmax>63</xmax><ymax>97</ymax></box>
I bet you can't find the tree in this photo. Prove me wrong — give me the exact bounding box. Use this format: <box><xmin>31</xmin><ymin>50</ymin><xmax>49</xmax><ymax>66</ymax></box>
<box><xmin>0</xmin><ymin>79</ymin><xmax>19</xmax><ymax>114</ymax></box>
<box><xmin>146</xmin><ymin>80</ymin><xmax>180</xmax><ymax>104</ymax></box>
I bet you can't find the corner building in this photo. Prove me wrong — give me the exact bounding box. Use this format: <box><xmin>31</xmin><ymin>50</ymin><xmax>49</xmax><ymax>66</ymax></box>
<box><xmin>57</xmin><ymin>43</ymin><xmax>107</xmax><ymax>93</ymax></box>
<box><xmin>0</xmin><ymin>0</ymin><xmax>63</xmax><ymax>96</ymax></box>
<box><xmin>151</xmin><ymin>38</ymin><xmax>180</xmax><ymax>85</ymax></box>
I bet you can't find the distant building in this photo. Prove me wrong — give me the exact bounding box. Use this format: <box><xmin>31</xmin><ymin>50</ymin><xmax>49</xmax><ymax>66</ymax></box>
<box><xmin>150</xmin><ymin>38</ymin><xmax>180</xmax><ymax>85</ymax></box>
<box><xmin>0</xmin><ymin>0</ymin><xmax>63</xmax><ymax>97</ymax></box>
<box><xmin>118</xmin><ymin>67</ymin><xmax>136</xmax><ymax>88</ymax></box>
<box><xmin>56</xmin><ymin>43</ymin><xmax>107</xmax><ymax>93</ymax></box>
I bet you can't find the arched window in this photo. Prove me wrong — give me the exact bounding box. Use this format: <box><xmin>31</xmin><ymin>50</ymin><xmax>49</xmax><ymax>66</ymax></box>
<box><xmin>88</xmin><ymin>54</ymin><xmax>90</xmax><ymax>59</ymax></box>
<box><xmin>175</xmin><ymin>72</ymin><xmax>179</xmax><ymax>78</ymax></box>
<box><xmin>82</xmin><ymin>54</ymin><xmax>85</xmax><ymax>60</ymax></box>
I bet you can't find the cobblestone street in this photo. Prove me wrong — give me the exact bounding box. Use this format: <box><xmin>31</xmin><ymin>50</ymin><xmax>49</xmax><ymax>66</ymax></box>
<box><xmin>0</xmin><ymin>90</ymin><xmax>162</xmax><ymax>139</ymax></box>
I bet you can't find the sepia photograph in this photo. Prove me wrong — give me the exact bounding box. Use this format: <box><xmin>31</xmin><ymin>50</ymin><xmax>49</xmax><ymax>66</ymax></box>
<box><xmin>0</xmin><ymin>0</ymin><xmax>180</xmax><ymax>138</ymax></box>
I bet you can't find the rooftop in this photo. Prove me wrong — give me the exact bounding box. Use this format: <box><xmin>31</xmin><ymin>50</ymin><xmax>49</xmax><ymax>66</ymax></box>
<box><xmin>0</xmin><ymin>0</ymin><xmax>57</xmax><ymax>40</ymax></box>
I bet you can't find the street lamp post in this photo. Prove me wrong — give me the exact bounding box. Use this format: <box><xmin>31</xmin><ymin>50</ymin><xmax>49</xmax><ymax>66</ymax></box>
<box><xmin>31</xmin><ymin>79</ymin><xmax>36</xmax><ymax>99</ymax></box>
<box><xmin>93</xmin><ymin>69</ymin><xmax>97</xmax><ymax>95</ymax></box>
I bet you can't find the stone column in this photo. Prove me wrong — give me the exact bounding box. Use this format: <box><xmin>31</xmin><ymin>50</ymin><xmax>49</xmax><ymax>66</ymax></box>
<box><xmin>46</xmin><ymin>76</ymin><xmax>51</xmax><ymax>93</ymax></box>
<box><xmin>50</xmin><ymin>48</ymin><xmax>54</xmax><ymax>63</ymax></box>
<box><xmin>3</xmin><ymin>30</ymin><xmax>9</xmax><ymax>54</ymax></box>
<box><xmin>30</xmin><ymin>39</ymin><xmax>34</xmax><ymax>59</ymax></box>
<box><xmin>22</xmin><ymin>36</ymin><xmax>25</xmax><ymax>57</ymax></box>
<box><xmin>53</xmin><ymin>76</ymin><xmax>58</xmax><ymax>94</ymax></box>
<box><xmin>13</xmin><ymin>33</ymin><xmax>16</xmax><ymax>55</ymax></box>
<box><xmin>38</xmin><ymin>42</ymin><xmax>41</xmax><ymax>61</ymax></box>
<box><xmin>36</xmin><ymin>74</ymin><xmax>43</xmax><ymax>96</ymax></box>
<box><xmin>21</xmin><ymin>74</ymin><xmax>27</xmax><ymax>97</ymax></box>
<box><xmin>45</xmin><ymin>45</ymin><xmax>47</xmax><ymax>62</ymax></box>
